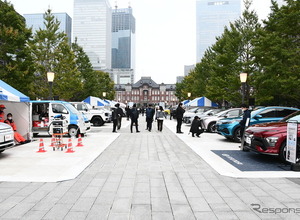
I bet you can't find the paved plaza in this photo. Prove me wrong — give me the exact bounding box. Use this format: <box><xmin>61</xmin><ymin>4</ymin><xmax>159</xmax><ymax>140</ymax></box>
<box><xmin>0</xmin><ymin>117</ymin><xmax>300</xmax><ymax>219</ymax></box>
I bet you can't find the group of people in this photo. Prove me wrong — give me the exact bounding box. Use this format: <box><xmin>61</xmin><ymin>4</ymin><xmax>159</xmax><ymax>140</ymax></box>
<box><xmin>112</xmin><ymin>102</ymin><xmax>204</xmax><ymax>136</ymax></box>
<box><xmin>112</xmin><ymin>103</ymin><xmax>140</xmax><ymax>133</ymax></box>
<box><xmin>111</xmin><ymin>102</ymin><xmax>251</xmax><ymax>139</ymax></box>
<box><xmin>0</xmin><ymin>104</ymin><xmax>30</xmax><ymax>145</ymax></box>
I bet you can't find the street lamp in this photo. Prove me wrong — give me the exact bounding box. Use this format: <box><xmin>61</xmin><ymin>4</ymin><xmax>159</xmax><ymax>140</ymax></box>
<box><xmin>187</xmin><ymin>92</ymin><xmax>191</xmax><ymax>99</ymax></box>
<box><xmin>47</xmin><ymin>72</ymin><xmax>55</xmax><ymax>100</ymax></box>
<box><xmin>240</xmin><ymin>72</ymin><xmax>247</xmax><ymax>103</ymax></box>
<box><xmin>103</xmin><ymin>92</ymin><xmax>106</xmax><ymax>99</ymax></box>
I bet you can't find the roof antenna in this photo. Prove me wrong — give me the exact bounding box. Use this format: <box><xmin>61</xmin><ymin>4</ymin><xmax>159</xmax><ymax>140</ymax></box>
<box><xmin>115</xmin><ymin>1</ymin><xmax>118</xmax><ymax>9</ymax></box>
<box><xmin>128</xmin><ymin>1</ymin><xmax>131</xmax><ymax>8</ymax></box>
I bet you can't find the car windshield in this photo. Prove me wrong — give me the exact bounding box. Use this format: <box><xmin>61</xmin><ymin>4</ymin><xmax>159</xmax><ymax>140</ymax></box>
<box><xmin>187</xmin><ymin>108</ymin><xmax>206</xmax><ymax>113</ymax></box>
<box><xmin>215</xmin><ymin>109</ymin><xmax>229</xmax><ymax>117</ymax></box>
<box><xmin>282</xmin><ymin>111</ymin><xmax>300</xmax><ymax>122</ymax></box>
<box><xmin>250</xmin><ymin>109</ymin><xmax>261</xmax><ymax>117</ymax></box>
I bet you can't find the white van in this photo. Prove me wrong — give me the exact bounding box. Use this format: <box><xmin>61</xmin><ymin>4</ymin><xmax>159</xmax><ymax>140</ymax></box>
<box><xmin>71</xmin><ymin>102</ymin><xmax>111</xmax><ymax>126</ymax></box>
<box><xmin>31</xmin><ymin>100</ymin><xmax>87</xmax><ymax>137</ymax></box>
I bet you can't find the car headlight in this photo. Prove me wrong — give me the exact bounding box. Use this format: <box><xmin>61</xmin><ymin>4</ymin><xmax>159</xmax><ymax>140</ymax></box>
<box><xmin>265</xmin><ymin>137</ymin><xmax>279</xmax><ymax>147</ymax></box>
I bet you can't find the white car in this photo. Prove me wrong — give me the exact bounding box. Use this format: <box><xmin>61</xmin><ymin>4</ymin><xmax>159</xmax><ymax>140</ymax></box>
<box><xmin>0</xmin><ymin>122</ymin><xmax>15</xmax><ymax>153</ymax></box>
<box><xmin>200</xmin><ymin>108</ymin><xmax>242</xmax><ymax>132</ymax></box>
<box><xmin>183</xmin><ymin>108</ymin><xmax>221</xmax><ymax>124</ymax></box>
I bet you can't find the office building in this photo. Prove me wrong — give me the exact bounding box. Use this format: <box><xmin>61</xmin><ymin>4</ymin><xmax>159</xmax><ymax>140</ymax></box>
<box><xmin>196</xmin><ymin>0</ymin><xmax>242</xmax><ymax>62</ymax></box>
<box><xmin>184</xmin><ymin>65</ymin><xmax>195</xmax><ymax>76</ymax></box>
<box><xmin>24</xmin><ymin>13</ymin><xmax>72</xmax><ymax>44</ymax></box>
<box><xmin>111</xmin><ymin>6</ymin><xmax>136</xmax><ymax>84</ymax></box>
<box><xmin>73</xmin><ymin>0</ymin><xmax>112</xmax><ymax>70</ymax></box>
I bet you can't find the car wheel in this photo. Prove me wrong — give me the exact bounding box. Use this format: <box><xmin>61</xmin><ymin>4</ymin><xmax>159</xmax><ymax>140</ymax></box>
<box><xmin>68</xmin><ymin>126</ymin><xmax>79</xmax><ymax>137</ymax></box>
<box><xmin>279</xmin><ymin>142</ymin><xmax>290</xmax><ymax>164</ymax></box>
<box><xmin>279</xmin><ymin>141</ymin><xmax>300</xmax><ymax>164</ymax></box>
<box><xmin>233</xmin><ymin>127</ymin><xmax>241</xmax><ymax>143</ymax></box>
<box><xmin>207</xmin><ymin>122</ymin><xmax>217</xmax><ymax>133</ymax></box>
<box><xmin>92</xmin><ymin>117</ymin><xmax>104</xmax><ymax>126</ymax></box>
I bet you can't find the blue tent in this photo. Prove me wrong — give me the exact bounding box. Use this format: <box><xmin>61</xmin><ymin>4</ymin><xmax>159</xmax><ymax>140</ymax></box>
<box><xmin>187</xmin><ymin>97</ymin><xmax>218</xmax><ymax>107</ymax></box>
<box><xmin>0</xmin><ymin>80</ymin><xmax>29</xmax><ymax>102</ymax></box>
<box><xmin>182</xmin><ymin>100</ymin><xmax>191</xmax><ymax>106</ymax></box>
<box><xmin>83</xmin><ymin>96</ymin><xmax>109</xmax><ymax>107</ymax></box>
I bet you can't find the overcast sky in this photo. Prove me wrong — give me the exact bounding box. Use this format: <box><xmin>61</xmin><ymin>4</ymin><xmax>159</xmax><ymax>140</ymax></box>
<box><xmin>9</xmin><ymin>0</ymin><xmax>273</xmax><ymax>84</ymax></box>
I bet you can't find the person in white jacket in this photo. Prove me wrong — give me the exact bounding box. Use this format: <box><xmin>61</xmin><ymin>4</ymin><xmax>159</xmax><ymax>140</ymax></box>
<box><xmin>155</xmin><ymin>106</ymin><xmax>166</xmax><ymax>131</ymax></box>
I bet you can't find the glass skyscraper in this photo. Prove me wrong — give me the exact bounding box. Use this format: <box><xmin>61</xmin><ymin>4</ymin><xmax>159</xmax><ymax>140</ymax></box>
<box><xmin>73</xmin><ymin>0</ymin><xmax>112</xmax><ymax>70</ymax></box>
<box><xmin>196</xmin><ymin>0</ymin><xmax>241</xmax><ymax>62</ymax></box>
<box><xmin>111</xmin><ymin>7</ymin><xmax>136</xmax><ymax>84</ymax></box>
<box><xmin>112</xmin><ymin>7</ymin><xmax>135</xmax><ymax>69</ymax></box>
<box><xmin>24</xmin><ymin>13</ymin><xmax>72</xmax><ymax>44</ymax></box>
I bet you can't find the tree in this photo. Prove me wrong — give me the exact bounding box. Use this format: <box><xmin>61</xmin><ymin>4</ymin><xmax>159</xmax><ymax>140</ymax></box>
<box><xmin>29</xmin><ymin>9</ymin><xmax>82</xmax><ymax>100</ymax></box>
<box><xmin>92</xmin><ymin>70</ymin><xmax>115</xmax><ymax>100</ymax></box>
<box><xmin>253</xmin><ymin>0</ymin><xmax>300</xmax><ymax>106</ymax></box>
<box><xmin>0</xmin><ymin>0</ymin><xmax>35</xmax><ymax>96</ymax></box>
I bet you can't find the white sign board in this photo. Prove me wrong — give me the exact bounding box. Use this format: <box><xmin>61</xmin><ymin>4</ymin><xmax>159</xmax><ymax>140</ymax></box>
<box><xmin>286</xmin><ymin>122</ymin><xmax>298</xmax><ymax>163</ymax></box>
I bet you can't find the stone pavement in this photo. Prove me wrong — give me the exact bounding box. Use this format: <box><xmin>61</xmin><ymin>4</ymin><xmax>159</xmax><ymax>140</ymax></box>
<box><xmin>0</xmin><ymin>117</ymin><xmax>300</xmax><ymax>219</ymax></box>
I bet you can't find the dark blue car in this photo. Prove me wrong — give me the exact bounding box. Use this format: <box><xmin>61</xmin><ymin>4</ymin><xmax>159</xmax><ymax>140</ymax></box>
<box><xmin>216</xmin><ymin>106</ymin><xmax>299</xmax><ymax>142</ymax></box>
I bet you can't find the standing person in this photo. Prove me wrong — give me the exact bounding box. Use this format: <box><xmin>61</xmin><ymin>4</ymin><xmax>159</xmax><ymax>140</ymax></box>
<box><xmin>0</xmin><ymin>104</ymin><xmax>6</xmax><ymax>122</ymax></box>
<box><xmin>130</xmin><ymin>103</ymin><xmax>140</xmax><ymax>133</ymax></box>
<box><xmin>176</xmin><ymin>103</ymin><xmax>185</xmax><ymax>134</ymax></box>
<box><xmin>189</xmin><ymin>116</ymin><xmax>203</xmax><ymax>137</ymax></box>
<box><xmin>145</xmin><ymin>104</ymin><xmax>155</xmax><ymax>132</ymax></box>
<box><xmin>169</xmin><ymin>106</ymin><xmax>173</xmax><ymax>120</ymax></box>
<box><xmin>141</xmin><ymin>106</ymin><xmax>145</xmax><ymax>116</ymax></box>
<box><xmin>115</xmin><ymin>103</ymin><xmax>124</xmax><ymax>130</ymax></box>
<box><xmin>4</xmin><ymin>113</ymin><xmax>30</xmax><ymax>144</ymax></box>
<box><xmin>155</xmin><ymin>106</ymin><xmax>166</xmax><ymax>132</ymax></box>
<box><xmin>111</xmin><ymin>104</ymin><xmax>120</xmax><ymax>133</ymax></box>
<box><xmin>239</xmin><ymin>103</ymin><xmax>251</xmax><ymax>148</ymax></box>
<box><xmin>125</xmin><ymin>105</ymin><xmax>130</xmax><ymax>121</ymax></box>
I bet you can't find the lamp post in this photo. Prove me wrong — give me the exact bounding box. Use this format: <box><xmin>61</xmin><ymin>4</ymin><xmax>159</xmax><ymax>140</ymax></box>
<box><xmin>47</xmin><ymin>72</ymin><xmax>55</xmax><ymax>100</ymax></box>
<box><xmin>187</xmin><ymin>92</ymin><xmax>191</xmax><ymax>100</ymax></box>
<box><xmin>240</xmin><ymin>72</ymin><xmax>247</xmax><ymax>104</ymax></box>
<box><xmin>103</xmin><ymin>92</ymin><xmax>106</xmax><ymax>99</ymax></box>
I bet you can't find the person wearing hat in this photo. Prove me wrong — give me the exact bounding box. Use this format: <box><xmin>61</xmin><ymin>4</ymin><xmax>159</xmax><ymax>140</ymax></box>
<box><xmin>189</xmin><ymin>116</ymin><xmax>204</xmax><ymax>137</ymax></box>
<box><xmin>4</xmin><ymin>113</ymin><xmax>30</xmax><ymax>144</ymax></box>
<box><xmin>0</xmin><ymin>104</ymin><xmax>6</xmax><ymax>122</ymax></box>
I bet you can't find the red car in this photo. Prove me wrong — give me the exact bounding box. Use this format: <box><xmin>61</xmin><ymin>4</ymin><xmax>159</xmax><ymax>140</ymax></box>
<box><xmin>243</xmin><ymin>111</ymin><xmax>300</xmax><ymax>163</ymax></box>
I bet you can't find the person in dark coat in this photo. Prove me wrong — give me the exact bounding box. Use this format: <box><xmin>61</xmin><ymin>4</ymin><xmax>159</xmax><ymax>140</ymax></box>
<box><xmin>239</xmin><ymin>103</ymin><xmax>251</xmax><ymax>145</ymax></box>
<box><xmin>189</xmin><ymin>116</ymin><xmax>203</xmax><ymax>137</ymax></box>
<box><xmin>125</xmin><ymin>105</ymin><xmax>130</xmax><ymax>120</ymax></box>
<box><xmin>115</xmin><ymin>103</ymin><xmax>124</xmax><ymax>130</ymax></box>
<box><xmin>145</xmin><ymin>104</ymin><xmax>155</xmax><ymax>132</ymax></box>
<box><xmin>176</xmin><ymin>103</ymin><xmax>185</xmax><ymax>133</ymax></box>
<box><xmin>129</xmin><ymin>104</ymin><xmax>140</xmax><ymax>133</ymax></box>
<box><xmin>111</xmin><ymin>104</ymin><xmax>120</xmax><ymax>133</ymax></box>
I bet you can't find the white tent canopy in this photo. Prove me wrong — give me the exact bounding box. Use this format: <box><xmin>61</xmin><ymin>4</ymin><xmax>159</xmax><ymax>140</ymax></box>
<box><xmin>187</xmin><ymin>97</ymin><xmax>218</xmax><ymax>107</ymax></box>
<box><xmin>83</xmin><ymin>96</ymin><xmax>110</xmax><ymax>107</ymax></box>
<box><xmin>0</xmin><ymin>80</ymin><xmax>31</xmax><ymax>139</ymax></box>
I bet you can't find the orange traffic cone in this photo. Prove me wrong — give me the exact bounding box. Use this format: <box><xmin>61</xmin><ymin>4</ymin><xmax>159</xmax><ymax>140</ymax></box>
<box><xmin>49</xmin><ymin>135</ymin><xmax>55</xmax><ymax>147</ymax></box>
<box><xmin>37</xmin><ymin>138</ymin><xmax>47</xmax><ymax>153</ymax></box>
<box><xmin>65</xmin><ymin>138</ymin><xmax>75</xmax><ymax>153</ymax></box>
<box><xmin>76</xmin><ymin>134</ymin><xmax>84</xmax><ymax>147</ymax></box>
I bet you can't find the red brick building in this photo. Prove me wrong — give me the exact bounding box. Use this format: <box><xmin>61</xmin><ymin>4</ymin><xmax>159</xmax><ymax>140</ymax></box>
<box><xmin>114</xmin><ymin>77</ymin><xmax>178</xmax><ymax>107</ymax></box>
